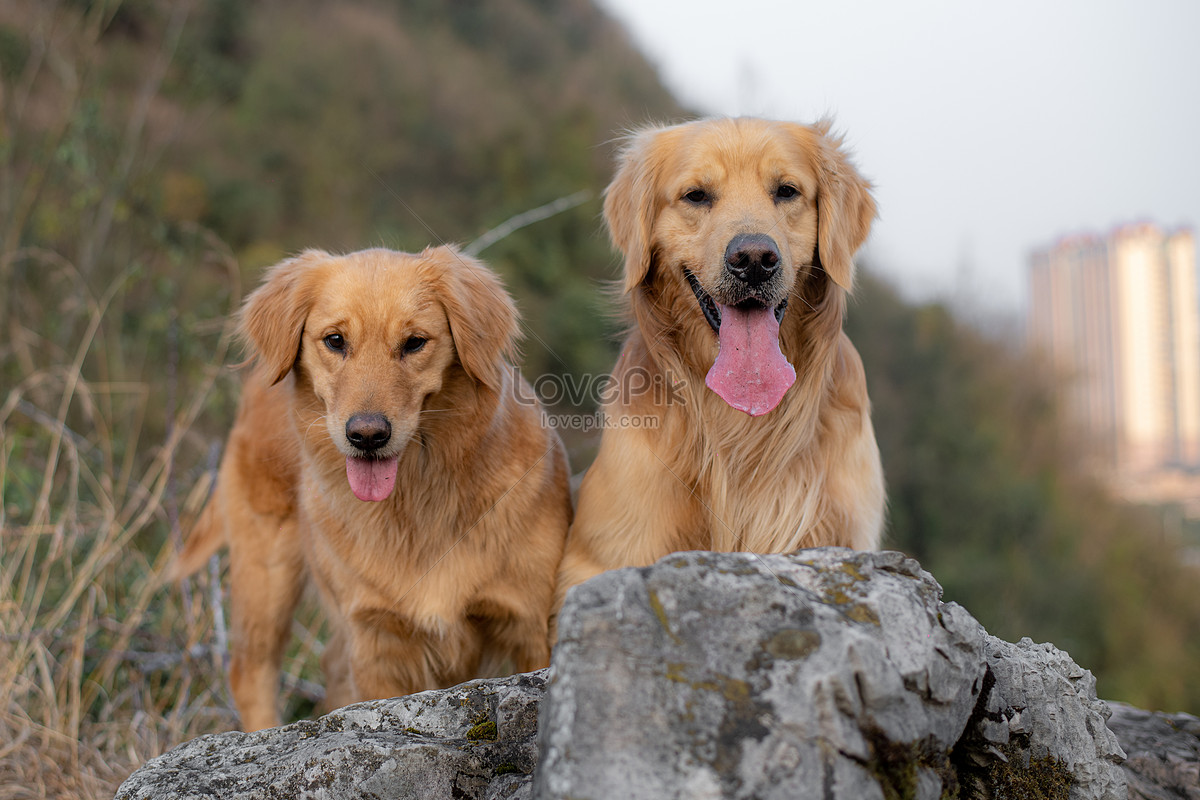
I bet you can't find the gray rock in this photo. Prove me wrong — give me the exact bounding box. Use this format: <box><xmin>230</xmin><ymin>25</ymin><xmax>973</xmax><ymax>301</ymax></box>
<box><xmin>119</xmin><ymin>548</ymin><xmax>1148</xmax><ymax>800</ymax></box>
<box><xmin>115</xmin><ymin>670</ymin><xmax>544</xmax><ymax>800</ymax></box>
<box><xmin>1107</xmin><ymin>702</ymin><xmax>1200</xmax><ymax>799</ymax></box>
<box><xmin>954</xmin><ymin>636</ymin><xmax>1128</xmax><ymax>799</ymax></box>
<box><xmin>532</xmin><ymin>548</ymin><xmax>1126</xmax><ymax>800</ymax></box>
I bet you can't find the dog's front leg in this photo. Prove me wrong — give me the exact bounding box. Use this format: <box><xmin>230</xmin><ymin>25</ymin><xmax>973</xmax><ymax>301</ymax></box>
<box><xmin>227</xmin><ymin>514</ymin><xmax>305</xmax><ymax>731</ymax></box>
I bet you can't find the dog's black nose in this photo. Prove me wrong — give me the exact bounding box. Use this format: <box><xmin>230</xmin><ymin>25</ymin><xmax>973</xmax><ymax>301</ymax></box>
<box><xmin>725</xmin><ymin>233</ymin><xmax>781</xmax><ymax>287</ymax></box>
<box><xmin>346</xmin><ymin>413</ymin><xmax>391</xmax><ymax>452</ymax></box>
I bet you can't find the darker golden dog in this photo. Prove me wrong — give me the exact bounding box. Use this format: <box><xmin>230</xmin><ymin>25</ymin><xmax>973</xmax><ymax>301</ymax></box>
<box><xmin>175</xmin><ymin>247</ymin><xmax>572</xmax><ymax>731</ymax></box>
<box><xmin>557</xmin><ymin>117</ymin><xmax>884</xmax><ymax>603</ymax></box>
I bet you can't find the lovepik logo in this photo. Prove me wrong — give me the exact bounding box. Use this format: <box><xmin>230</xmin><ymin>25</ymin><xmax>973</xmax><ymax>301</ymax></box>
<box><xmin>517</xmin><ymin>366</ymin><xmax>688</xmax><ymax>409</ymax></box>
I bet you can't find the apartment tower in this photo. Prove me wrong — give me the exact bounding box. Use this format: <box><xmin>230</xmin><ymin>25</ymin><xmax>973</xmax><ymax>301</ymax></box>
<box><xmin>1028</xmin><ymin>224</ymin><xmax>1199</xmax><ymax>493</ymax></box>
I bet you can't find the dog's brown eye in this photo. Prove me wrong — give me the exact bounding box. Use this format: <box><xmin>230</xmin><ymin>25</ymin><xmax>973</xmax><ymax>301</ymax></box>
<box><xmin>775</xmin><ymin>184</ymin><xmax>799</xmax><ymax>200</ymax></box>
<box><xmin>401</xmin><ymin>336</ymin><xmax>427</xmax><ymax>355</ymax></box>
<box><xmin>324</xmin><ymin>333</ymin><xmax>346</xmax><ymax>353</ymax></box>
<box><xmin>683</xmin><ymin>189</ymin><xmax>710</xmax><ymax>205</ymax></box>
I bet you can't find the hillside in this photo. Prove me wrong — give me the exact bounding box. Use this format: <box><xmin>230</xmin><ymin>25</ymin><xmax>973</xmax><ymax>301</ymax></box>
<box><xmin>1</xmin><ymin>0</ymin><xmax>686</xmax><ymax>405</ymax></box>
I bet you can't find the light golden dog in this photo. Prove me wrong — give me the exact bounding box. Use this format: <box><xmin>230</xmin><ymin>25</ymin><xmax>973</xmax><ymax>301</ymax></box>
<box><xmin>175</xmin><ymin>246</ymin><xmax>572</xmax><ymax>731</ymax></box>
<box><xmin>557</xmin><ymin>117</ymin><xmax>884</xmax><ymax>602</ymax></box>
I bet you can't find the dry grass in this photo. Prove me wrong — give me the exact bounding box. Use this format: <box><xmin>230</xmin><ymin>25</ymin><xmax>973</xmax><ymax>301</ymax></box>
<box><xmin>1</xmin><ymin>272</ymin><xmax>226</xmax><ymax>796</ymax></box>
<box><xmin>0</xmin><ymin>5</ymin><xmax>227</xmax><ymax>790</ymax></box>
<box><xmin>0</xmin><ymin>244</ymin><xmax>335</xmax><ymax>798</ymax></box>
<box><xmin>0</xmin><ymin>6</ymin><xmax>248</xmax><ymax>796</ymax></box>
<box><xmin>2</xmin><ymin>257</ymin><xmax>199</xmax><ymax>800</ymax></box>
<box><xmin>0</xmin><ymin>5</ymin><xmax>328</xmax><ymax>790</ymax></box>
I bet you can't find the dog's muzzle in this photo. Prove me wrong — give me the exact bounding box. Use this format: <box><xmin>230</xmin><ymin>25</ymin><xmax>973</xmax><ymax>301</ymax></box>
<box><xmin>686</xmin><ymin>233</ymin><xmax>790</xmax><ymax>335</ymax></box>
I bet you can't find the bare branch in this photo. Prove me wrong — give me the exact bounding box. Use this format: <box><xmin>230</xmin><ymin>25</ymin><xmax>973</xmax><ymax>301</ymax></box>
<box><xmin>464</xmin><ymin>190</ymin><xmax>592</xmax><ymax>257</ymax></box>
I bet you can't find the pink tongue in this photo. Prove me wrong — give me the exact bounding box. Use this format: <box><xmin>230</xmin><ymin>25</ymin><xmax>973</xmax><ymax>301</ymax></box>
<box><xmin>345</xmin><ymin>456</ymin><xmax>400</xmax><ymax>502</ymax></box>
<box><xmin>705</xmin><ymin>304</ymin><xmax>797</xmax><ymax>416</ymax></box>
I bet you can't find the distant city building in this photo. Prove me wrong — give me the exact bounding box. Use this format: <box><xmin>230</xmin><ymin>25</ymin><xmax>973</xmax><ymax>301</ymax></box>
<box><xmin>1028</xmin><ymin>223</ymin><xmax>1199</xmax><ymax>505</ymax></box>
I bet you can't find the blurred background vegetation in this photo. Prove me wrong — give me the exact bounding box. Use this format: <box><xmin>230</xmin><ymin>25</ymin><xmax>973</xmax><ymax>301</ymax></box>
<box><xmin>0</xmin><ymin>0</ymin><xmax>1196</xmax><ymax>796</ymax></box>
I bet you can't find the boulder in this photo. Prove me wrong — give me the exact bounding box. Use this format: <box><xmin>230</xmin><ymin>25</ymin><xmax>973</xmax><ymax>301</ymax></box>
<box><xmin>533</xmin><ymin>548</ymin><xmax>1125</xmax><ymax>800</ymax></box>
<box><xmin>120</xmin><ymin>548</ymin><xmax>1188</xmax><ymax>800</ymax></box>
<box><xmin>115</xmin><ymin>670</ymin><xmax>544</xmax><ymax>800</ymax></box>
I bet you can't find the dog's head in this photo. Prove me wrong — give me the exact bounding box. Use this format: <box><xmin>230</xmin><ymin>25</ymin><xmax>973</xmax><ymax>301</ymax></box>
<box><xmin>604</xmin><ymin>117</ymin><xmax>876</xmax><ymax>415</ymax></box>
<box><xmin>239</xmin><ymin>246</ymin><xmax>519</xmax><ymax>501</ymax></box>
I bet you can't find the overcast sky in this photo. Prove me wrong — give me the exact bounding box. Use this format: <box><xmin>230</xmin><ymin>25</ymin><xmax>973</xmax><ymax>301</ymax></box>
<box><xmin>595</xmin><ymin>0</ymin><xmax>1200</xmax><ymax>314</ymax></box>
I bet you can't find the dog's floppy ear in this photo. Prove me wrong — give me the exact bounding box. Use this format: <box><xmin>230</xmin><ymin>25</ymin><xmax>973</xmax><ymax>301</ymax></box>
<box><xmin>805</xmin><ymin>120</ymin><xmax>877</xmax><ymax>291</ymax></box>
<box><xmin>604</xmin><ymin>125</ymin><xmax>675</xmax><ymax>293</ymax></box>
<box><xmin>428</xmin><ymin>246</ymin><xmax>519</xmax><ymax>392</ymax></box>
<box><xmin>238</xmin><ymin>249</ymin><xmax>330</xmax><ymax>384</ymax></box>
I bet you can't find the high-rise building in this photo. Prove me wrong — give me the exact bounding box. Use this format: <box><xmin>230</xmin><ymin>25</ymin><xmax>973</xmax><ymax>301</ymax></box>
<box><xmin>1028</xmin><ymin>223</ymin><xmax>1199</xmax><ymax>501</ymax></box>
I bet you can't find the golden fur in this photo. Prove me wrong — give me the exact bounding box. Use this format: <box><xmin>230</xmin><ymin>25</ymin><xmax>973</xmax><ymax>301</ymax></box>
<box><xmin>175</xmin><ymin>247</ymin><xmax>572</xmax><ymax>731</ymax></box>
<box><xmin>557</xmin><ymin>117</ymin><xmax>884</xmax><ymax>603</ymax></box>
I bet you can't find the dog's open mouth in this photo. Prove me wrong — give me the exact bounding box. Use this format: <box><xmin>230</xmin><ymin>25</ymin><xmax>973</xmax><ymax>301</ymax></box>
<box><xmin>684</xmin><ymin>269</ymin><xmax>789</xmax><ymax>331</ymax></box>
<box><xmin>346</xmin><ymin>455</ymin><xmax>400</xmax><ymax>502</ymax></box>
<box><xmin>684</xmin><ymin>269</ymin><xmax>796</xmax><ymax>417</ymax></box>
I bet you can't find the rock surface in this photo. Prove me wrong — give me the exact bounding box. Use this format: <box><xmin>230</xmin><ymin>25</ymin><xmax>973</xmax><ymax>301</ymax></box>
<box><xmin>118</xmin><ymin>548</ymin><xmax>1196</xmax><ymax>800</ymax></box>
<box><xmin>533</xmin><ymin>548</ymin><xmax>1125</xmax><ymax>800</ymax></box>
<box><xmin>115</xmin><ymin>670</ymin><xmax>544</xmax><ymax>800</ymax></box>
<box><xmin>953</xmin><ymin>636</ymin><xmax>1128</xmax><ymax>800</ymax></box>
<box><xmin>1107</xmin><ymin>702</ymin><xmax>1200</xmax><ymax>799</ymax></box>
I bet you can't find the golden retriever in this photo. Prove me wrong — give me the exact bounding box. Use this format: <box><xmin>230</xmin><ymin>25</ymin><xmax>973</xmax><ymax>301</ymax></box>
<box><xmin>174</xmin><ymin>246</ymin><xmax>572</xmax><ymax>731</ymax></box>
<box><xmin>557</xmin><ymin>117</ymin><xmax>884</xmax><ymax>602</ymax></box>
